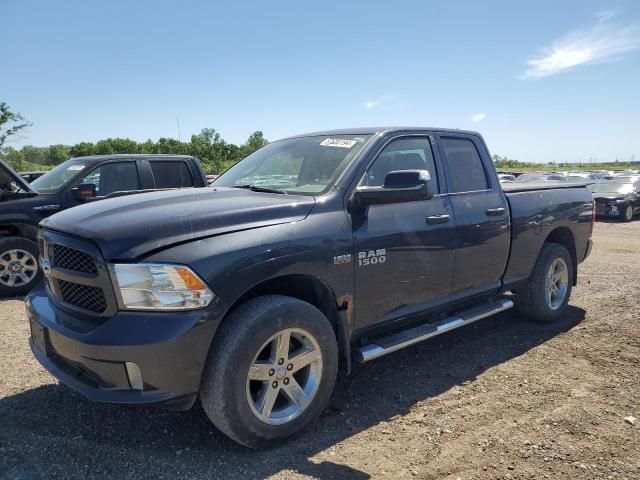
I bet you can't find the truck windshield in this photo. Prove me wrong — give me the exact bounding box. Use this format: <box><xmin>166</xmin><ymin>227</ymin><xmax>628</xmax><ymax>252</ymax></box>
<box><xmin>213</xmin><ymin>135</ymin><xmax>371</xmax><ymax>195</ymax></box>
<box><xmin>588</xmin><ymin>183</ymin><xmax>634</xmax><ymax>195</ymax></box>
<box><xmin>31</xmin><ymin>159</ymin><xmax>90</xmax><ymax>193</ymax></box>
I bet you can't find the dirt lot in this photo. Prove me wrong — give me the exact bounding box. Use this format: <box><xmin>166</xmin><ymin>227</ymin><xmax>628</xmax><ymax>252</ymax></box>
<box><xmin>1</xmin><ymin>221</ymin><xmax>639</xmax><ymax>479</ymax></box>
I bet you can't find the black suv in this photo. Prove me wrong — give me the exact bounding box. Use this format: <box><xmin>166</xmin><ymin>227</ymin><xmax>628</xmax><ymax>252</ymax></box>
<box><xmin>0</xmin><ymin>154</ymin><xmax>206</xmax><ymax>296</ymax></box>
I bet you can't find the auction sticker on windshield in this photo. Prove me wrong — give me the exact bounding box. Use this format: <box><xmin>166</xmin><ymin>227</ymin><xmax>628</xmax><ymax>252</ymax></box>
<box><xmin>67</xmin><ymin>165</ymin><xmax>86</xmax><ymax>171</ymax></box>
<box><xmin>320</xmin><ymin>138</ymin><xmax>358</xmax><ymax>149</ymax></box>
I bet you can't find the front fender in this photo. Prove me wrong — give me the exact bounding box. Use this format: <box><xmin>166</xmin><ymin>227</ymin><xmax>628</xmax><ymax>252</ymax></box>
<box><xmin>142</xmin><ymin>211</ymin><xmax>355</xmax><ymax>321</ymax></box>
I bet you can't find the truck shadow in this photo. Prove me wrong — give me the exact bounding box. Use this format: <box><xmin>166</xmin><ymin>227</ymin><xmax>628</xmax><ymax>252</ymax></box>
<box><xmin>0</xmin><ymin>307</ymin><xmax>585</xmax><ymax>479</ymax></box>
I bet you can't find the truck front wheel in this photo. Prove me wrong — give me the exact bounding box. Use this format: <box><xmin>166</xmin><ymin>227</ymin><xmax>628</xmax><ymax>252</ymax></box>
<box><xmin>0</xmin><ymin>237</ymin><xmax>41</xmax><ymax>297</ymax></box>
<box><xmin>514</xmin><ymin>243</ymin><xmax>574</xmax><ymax>323</ymax></box>
<box><xmin>200</xmin><ymin>295</ymin><xmax>339</xmax><ymax>448</ymax></box>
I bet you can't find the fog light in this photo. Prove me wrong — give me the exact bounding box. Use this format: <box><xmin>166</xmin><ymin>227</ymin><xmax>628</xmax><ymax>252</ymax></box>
<box><xmin>125</xmin><ymin>362</ymin><xmax>143</xmax><ymax>391</ymax></box>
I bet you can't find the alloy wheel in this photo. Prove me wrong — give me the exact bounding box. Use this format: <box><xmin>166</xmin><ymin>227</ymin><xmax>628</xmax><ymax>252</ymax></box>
<box><xmin>545</xmin><ymin>257</ymin><xmax>569</xmax><ymax>310</ymax></box>
<box><xmin>0</xmin><ymin>249</ymin><xmax>38</xmax><ymax>287</ymax></box>
<box><xmin>245</xmin><ymin>328</ymin><xmax>323</xmax><ymax>425</ymax></box>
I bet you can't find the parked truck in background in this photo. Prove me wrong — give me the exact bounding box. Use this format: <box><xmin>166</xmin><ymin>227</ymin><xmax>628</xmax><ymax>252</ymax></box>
<box><xmin>26</xmin><ymin>127</ymin><xmax>594</xmax><ymax>447</ymax></box>
<box><xmin>0</xmin><ymin>155</ymin><xmax>207</xmax><ymax>296</ymax></box>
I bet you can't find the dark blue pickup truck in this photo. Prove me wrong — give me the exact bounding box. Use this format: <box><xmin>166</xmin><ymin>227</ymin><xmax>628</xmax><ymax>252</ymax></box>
<box><xmin>26</xmin><ymin>127</ymin><xmax>594</xmax><ymax>447</ymax></box>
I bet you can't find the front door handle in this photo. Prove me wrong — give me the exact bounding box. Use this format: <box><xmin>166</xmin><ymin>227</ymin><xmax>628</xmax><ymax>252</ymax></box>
<box><xmin>486</xmin><ymin>207</ymin><xmax>506</xmax><ymax>216</ymax></box>
<box><xmin>426</xmin><ymin>214</ymin><xmax>451</xmax><ymax>224</ymax></box>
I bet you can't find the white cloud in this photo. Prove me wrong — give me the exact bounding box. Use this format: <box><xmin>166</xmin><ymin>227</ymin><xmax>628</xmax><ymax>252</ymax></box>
<box><xmin>522</xmin><ymin>13</ymin><xmax>640</xmax><ymax>79</ymax></box>
<box><xmin>597</xmin><ymin>10</ymin><xmax>616</xmax><ymax>23</ymax></box>
<box><xmin>363</xmin><ymin>94</ymin><xmax>404</xmax><ymax>110</ymax></box>
<box><xmin>470</xmin><ymin>113</ymin><xmax>486</xmax><ymax>123</ymax></box>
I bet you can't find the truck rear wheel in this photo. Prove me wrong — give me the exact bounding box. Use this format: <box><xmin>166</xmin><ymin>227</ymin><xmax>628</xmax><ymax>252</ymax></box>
<box><xmin>514</xmin><ymin>243</ymin><xmax>573</xmax><ymax>323</ymax></box>
<box><xmin>200</xmin><ymin>295</ymin><xmax>338</xmax><ymax>448</ymax></box>
<box><xmin>0</xmin><ymin>237</ymin><xmax>41</xmax><ymax>297</ymax></box>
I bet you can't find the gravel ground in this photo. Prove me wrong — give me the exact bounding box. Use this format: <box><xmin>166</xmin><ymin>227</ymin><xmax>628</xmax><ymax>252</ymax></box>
<box><xmin>1</xmin><ymin>220</ymin><xmax>639</xmax><ymax>480</ymax></box>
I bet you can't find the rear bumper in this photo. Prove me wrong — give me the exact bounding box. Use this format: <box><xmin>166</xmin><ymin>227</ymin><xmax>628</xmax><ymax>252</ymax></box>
<box><xmin>25</xmin><ymin>283</ymin><xmax>223</xmax><ymax>410</ymax></box>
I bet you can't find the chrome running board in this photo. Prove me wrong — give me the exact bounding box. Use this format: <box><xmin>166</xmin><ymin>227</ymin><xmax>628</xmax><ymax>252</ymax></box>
<box><xmin>356</xmin><ymin>298</ymin><xmax>514</xmax><ymax>363</ymax></box>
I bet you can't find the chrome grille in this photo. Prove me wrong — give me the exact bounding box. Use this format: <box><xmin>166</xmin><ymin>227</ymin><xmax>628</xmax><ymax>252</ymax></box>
<box><xmin>58</xmin><ymin>280</ymin><xmax>107</xmax><ymax>313</ymax></box>
<box><xmin>53</xmin><ymin>244</ymin><xmax>97</xmax><ymax>274</ymax></box>
<box><xmin>39</xmin><ymin>230</ymin><xmax>115</xmax><ymax>318</ymax></box>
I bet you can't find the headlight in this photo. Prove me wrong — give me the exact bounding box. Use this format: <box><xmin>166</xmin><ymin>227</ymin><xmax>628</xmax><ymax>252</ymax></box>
<box><xmin>111</xmin><ymin>264</ymin><xmax>215</xmax><ymax>311</ymax></box>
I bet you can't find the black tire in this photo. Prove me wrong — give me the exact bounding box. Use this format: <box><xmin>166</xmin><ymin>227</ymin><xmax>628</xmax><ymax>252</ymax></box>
<box><xmin>200</xmin><ymin>295</ymin><xmax>339</xmax><ymax>448</ymax></box>
<box><xmin>514</xmin><ymin>243</ymin><xmax>574</xmax><ymax>323</ymax></box>
<box><xmin>620</xmin><ymin>203</ymin><xmax>634</xmax><ymax>222</ymax></box>
<box><xmin>0</xmin><ymin>237</ymin><xmax>41</xmax><ymax>297</ymax></box>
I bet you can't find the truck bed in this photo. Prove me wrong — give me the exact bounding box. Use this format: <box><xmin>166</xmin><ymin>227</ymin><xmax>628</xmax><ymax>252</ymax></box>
<box><xmin>501</xmin><ymin>183</ymin><xmax>594</xmax><ymax>289</ymax></box>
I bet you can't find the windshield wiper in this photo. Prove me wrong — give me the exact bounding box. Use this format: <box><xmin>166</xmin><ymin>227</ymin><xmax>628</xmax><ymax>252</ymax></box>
<box><xmin>233</xmin><ymin>184</ymin><xmax>285</xmax><ymax>194</ymax></box>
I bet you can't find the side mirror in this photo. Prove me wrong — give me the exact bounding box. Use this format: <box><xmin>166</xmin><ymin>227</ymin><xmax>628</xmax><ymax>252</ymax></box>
<box><xmin>72</xmin><ymin>183</ymin><xmax>97</xmax><ymax>200</ymax></box>
<box><xmin>351</xmin><ymin>169</ymin><xmax>433</xmax><ymax>207</ymax></box>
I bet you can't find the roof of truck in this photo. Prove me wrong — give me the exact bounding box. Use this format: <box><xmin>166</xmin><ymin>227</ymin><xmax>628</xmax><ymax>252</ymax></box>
<box><xmin>68</xmin><ymin>154</ymin><xmax>197</xmax><ymax>162</ymax></box>
<box><xmin>282</xmin><ymin>127</ymin><xmax>482</xmax><ymax>139</ymax></box>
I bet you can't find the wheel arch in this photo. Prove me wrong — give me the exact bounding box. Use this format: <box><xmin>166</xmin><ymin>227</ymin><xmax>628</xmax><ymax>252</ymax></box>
<box><xmin>0</xmin><ymin>222</ymin><xmax>39</xmax><ymax>241</ymax></box>
<box><xmin>544</xmin><ymin>227</ymin><xmax>577</xmax><ymax>285</ymax></box>
<box><xmin>222</xmin><ymin>274</ymin><xmax>351</xmax><ymax>373</ymax></box>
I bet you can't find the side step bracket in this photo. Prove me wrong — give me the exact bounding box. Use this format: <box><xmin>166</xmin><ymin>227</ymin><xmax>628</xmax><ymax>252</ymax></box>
<box><xmin>356</xmin><ymin>298</ymin><xmax>514</xmax><ymax>363</ymax></box>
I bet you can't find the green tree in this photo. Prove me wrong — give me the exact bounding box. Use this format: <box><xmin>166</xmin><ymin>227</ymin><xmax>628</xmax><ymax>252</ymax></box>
<box><xmin>241</xmin><ymin>131</ymin><xmax>268</xmax><ymax>158</ymax></box>
<box><xmin>156</xmin><ymin>137</ymin><xmax>187</xmax><ymax>155</ymax></box>
<box><xmin>108</xmin><ymin>138</ymin><xmax>139</xmax><ymax>154</ymax></box>
<box><xmin>47</xmin><ymin>144</ymin><xmax>71</xmax><ymax>165</ymax></box>
<box><xmin>69</xmin><ymin>142</ymin><xmax>95</xmax><ymax>158</ymax></box>
<box><xmin>137</xmin><ymin>139</ymin><xmax>156</xmax><ymax>154</ymax></box>
<box><xmin>21</xmin><ymin>145</ymin><xmax>48</xmax><ymax>165</ymax></box>
<box><xmin>0</xmin><ymin>102</ymin><xmax>33</xmax><ymax>148</ymax></box>
<box><xmin>189</xmin><ymin>128</ymin><xmax>229</xmax><ymax>173</ymax></box>
<box><xmin>94</xmin><ymin>139</ymin><xmax>115</xmax><ymax>155</ymax></box>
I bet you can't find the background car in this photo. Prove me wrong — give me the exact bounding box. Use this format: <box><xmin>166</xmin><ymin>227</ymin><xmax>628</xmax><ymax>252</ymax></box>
<box><xmin>514</xmin><ymin>173</ymin><xmax>568</xmax><ymax>183</ymax></box>
<box><xmin>19</xmin><ymin>171</ymin><xmax>46</xmax><ymax>183</ymax></box>
<box><xmin>588</xmin><ymin>181</ymin><xmax>640</xmax><ymax>221</ymax></box>
<box><xmin>498</xmin><ymin>173</ymin><xmax>515</xmax><ymax>183</ymax></box>
<box><xmin>0</xmin><ymin>155</ymin><xmax>207</xmax><ymax>297</ymax></box>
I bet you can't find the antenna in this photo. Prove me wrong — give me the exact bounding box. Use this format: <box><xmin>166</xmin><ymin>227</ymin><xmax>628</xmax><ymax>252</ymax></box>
<box><xmin>176</xmin><ymin>116</ymin><xmax>181</xmax><ymax>142</ymax></box>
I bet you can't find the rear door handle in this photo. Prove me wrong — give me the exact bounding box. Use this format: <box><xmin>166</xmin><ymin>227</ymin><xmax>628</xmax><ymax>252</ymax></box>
<box><xmin>486</xmin><ymin>207</ymin><xmax>506</xmax><ymax>216</ymax></box>
<box><xmin>426</xmin><ymin>214</ymin><xmax>451</xmax><ymax>224</ymax></box>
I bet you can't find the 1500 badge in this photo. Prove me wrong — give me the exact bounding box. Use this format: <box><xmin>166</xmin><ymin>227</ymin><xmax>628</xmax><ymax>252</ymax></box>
<box><xmin>357</xmin><ymin>249</ymin><xmax>386</xmax><ymax>266</ymax></box>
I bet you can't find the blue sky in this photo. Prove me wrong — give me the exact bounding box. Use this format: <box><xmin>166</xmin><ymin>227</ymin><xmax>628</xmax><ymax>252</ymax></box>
<box><xmin>2</xmin><ymin>0</ymin><xmax>640</xmax><ymax>163</ymax></box>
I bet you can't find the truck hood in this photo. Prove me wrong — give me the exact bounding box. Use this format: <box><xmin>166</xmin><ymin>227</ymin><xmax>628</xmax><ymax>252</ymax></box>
<box><xmin>0</xmin><ymin>159</ymin><xmax>36</xmax><ymax>194</ymax></box>
<box><xmin>41</xmin><ymin>187</ymin><xmax>316</xmax><ymax>260</ymax></box>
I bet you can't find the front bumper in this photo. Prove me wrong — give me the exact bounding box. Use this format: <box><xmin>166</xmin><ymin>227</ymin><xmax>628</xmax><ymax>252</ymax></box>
<box><xmin>25</xmin><ymin>282</ymin><xmax>223</xmax><ymax>410</ymax></box>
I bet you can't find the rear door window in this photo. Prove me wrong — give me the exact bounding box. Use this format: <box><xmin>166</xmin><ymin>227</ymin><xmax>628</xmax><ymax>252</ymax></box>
<box><xmin>150</xmin><ymin>161</ymin><xmax>194</xmax><ymax>188</ymax></box>
<box><xmin>441</xmin><ymin>137</ymin><xmax>489</xmax><ymax>192</ymax></box>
